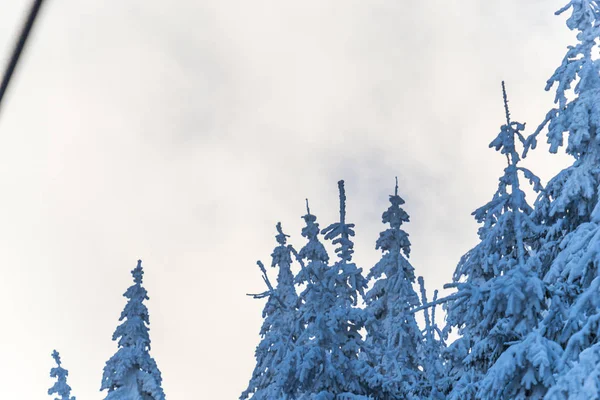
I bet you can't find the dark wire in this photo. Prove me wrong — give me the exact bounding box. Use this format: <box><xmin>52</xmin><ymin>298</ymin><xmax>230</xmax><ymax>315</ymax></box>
<box><xmin>0</xmin><ymin>0</ymin><xmax>46</xmax><ymax>117</ymax></box>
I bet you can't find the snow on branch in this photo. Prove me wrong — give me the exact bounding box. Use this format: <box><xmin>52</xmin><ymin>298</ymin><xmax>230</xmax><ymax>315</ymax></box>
<box><xmin>247</xmin><ymin>260</ymin><xmax>286</xmax><ymax>308</ymax></box>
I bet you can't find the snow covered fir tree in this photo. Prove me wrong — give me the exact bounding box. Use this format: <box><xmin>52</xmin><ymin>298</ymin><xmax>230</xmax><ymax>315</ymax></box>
<box><xmin>49</xmin><ymin>350</ymin><xmax>77</xmax><ymax>400</ymax></box>
<box><xmin>38</xmin><ymin>0</ymin><xmax>600</xmax><ymax>398</ymax></box>
<box><xmin>46</xmin><ymin>260</ymin><xmax>167</xmax><ymax>400</ymax></box>
<box><xmin>363</xmin><ymin>179</ymin><xmax>426</xmax><ymax>399</ymax></box>
<box><xmin>100</xmin><ymin>260</ymin><xmax>166</xmax><ymax>400</ymax></box>
<box><xmin>241</xmin><ymin>223</ymin><xmax>300</xmax><ymax>399</ymax></box>
<box><xmin>443</xmin><ymin>82</ymin><xmax>558</xmax><ymax>400</ymax></box>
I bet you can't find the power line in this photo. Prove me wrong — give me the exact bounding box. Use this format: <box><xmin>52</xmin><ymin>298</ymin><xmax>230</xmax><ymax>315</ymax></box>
<box><xmin>0</xmin><ymin>0</ymin><xmax>47</xmax><ymax>117</ymax></box>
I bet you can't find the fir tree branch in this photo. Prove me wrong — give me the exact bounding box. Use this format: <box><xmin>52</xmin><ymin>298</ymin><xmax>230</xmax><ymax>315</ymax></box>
<box><xmin>410</xmin><ymin>291</ymin><xmax>469</xmax><ymax>314</ymax></box>
<box><xmin>247</xmin><ymin>260</ymin><xmax>286</xmax><ymax>308</ymax></box>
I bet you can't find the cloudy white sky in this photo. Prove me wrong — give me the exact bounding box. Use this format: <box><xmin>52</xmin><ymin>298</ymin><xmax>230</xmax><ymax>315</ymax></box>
<box><xmin>0</xmin><ymin>0</ymin><xmax>577</xmax><ymax>398</ymax></box>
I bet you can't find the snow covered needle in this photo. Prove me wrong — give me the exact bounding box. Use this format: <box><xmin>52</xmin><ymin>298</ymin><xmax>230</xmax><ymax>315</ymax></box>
<box><xmin>48</xmin><ymin>350</ymin><xmax>76</xmax><ymax>400</ymax></box>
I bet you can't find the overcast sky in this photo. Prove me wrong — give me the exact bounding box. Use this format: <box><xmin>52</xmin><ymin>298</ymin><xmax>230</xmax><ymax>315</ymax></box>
<box><xmin>0</xmin><ymin>0</ymin><xmax>576</xmax><ymax>398</ymax></box>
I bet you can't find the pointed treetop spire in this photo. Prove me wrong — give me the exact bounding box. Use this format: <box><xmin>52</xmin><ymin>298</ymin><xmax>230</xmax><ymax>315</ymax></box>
<box><xmin>49</xmin><ymin>350</ymin><xmax>76</xmax><ymax>400</ymax></box>
<box><xmin>298</xmin><ymin>199</ymin><xmax>329</xmax><ymax>264</ymax></box>
<box><xmin>132</xmin><ymin>259</ymin><xmax>143</xmax><ymax>285</ymax></box>
<box><xmin>322</xmin><ymin>180</ymin><xmax>356</xmax><ymax>262</ymax></box>
<box><xmin>501</xmin><ymin>80</ymin><xmax>514</xmax><ymax>166</ymax></box>
<box><xmin>502</xmin><ymin>80</ymin><xmax>511</xmax><ymax>126</ymax></box>
<box><xmin>338</xmin><ymin>180</ymin><xmax>346</xmax><ymax>224</ymax></box>
<box><xmin>382</xmin><ymin>179</ymin><xmax>409</xmax><ymax>233</ymax></box>
<box><xmin>302</xmin><ymin>199</ymin><xmax>318</xmax><ymax>226</ymax></box>
<box><xmin>489</xmin><ymin>81</ymin><xmax>528</xmax><ymax>166</ymax></box>
<box><xmin>270</xmin><ymin>223</ymin><xmax>296</xmax><ymax>291</ymax></box>
<box><xmin>52</xmin><ymin>350</ymin><xmax>61</xmax><ymax>366</ymax></box>
<box><xmin>275</xmin><ymin>222</ymin><xmax>290</xmax><ymax>245</ymax></box>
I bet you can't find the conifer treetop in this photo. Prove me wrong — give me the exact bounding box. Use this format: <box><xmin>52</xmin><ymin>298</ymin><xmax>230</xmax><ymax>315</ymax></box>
<box><xmin>375</xmin><ymin>177</ymin><xmax>411</xmax><ymax>257</ymax></box>
<box><xmin>363</xmin><ymin>180</ymin><xmax>422</xmax><ymax>399</ymax></box>
<box><xmin>298</xmin><ymin>199</ymin><xmax>329</xmax><ymax>265</ymax></box>
<box><xmin>470</xmin><ymin>83</ymin><xmax>541</xmax><ymax>251</ymax></box>
<box><xmin>241</xmin><ymin>223</ymin><xmax>299</xmax><ymax>400</ymax></box>
<box><xmin>495</xmin><ymin>81</ymin><xmax>524</xmax><ymax>165</ymax></box>
<box><xmin>322</xmin><ymin>180</ymin><xmax>356</xmax><ymax>262</ymax></box>
<box><xmin>270</xmin><ymin>223</ymin><xmax>296</xmax><ymax>299</ymax></box>
<box><xmin>48</xmin><ymin>350</ymin><xmax>76</xmax><ymax>400</ymax></box>
<box><xmin>101</xmin><ymin>260</ymin><xmax>165</xmax><ymax>400</ymax></box>
<box><xmin>444</xmin><ymin>84</ymin><xmax>547</xmax><ymax>399</ymax></box>
<box><xmin>454</xmin><ymin>81</ymin><xmax>541</xmax><ymax>282</ymax></box>
<box><xmin>112</xmin><ymin>260</ymin><xmax>151</xmax><ymax>350</ymax></box>
<box><xmin>275</xmin><ymin>222</ymin><xmax>290</xmax><ymax>246</ymax></box>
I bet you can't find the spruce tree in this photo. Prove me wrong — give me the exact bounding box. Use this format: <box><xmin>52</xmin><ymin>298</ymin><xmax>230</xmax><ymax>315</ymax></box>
<box><xmin>531</xmin><ymin>2</ymin><xmax>600</xmax><ymax>396</ymax></box>
<box><xmin>474</xmin><ymin>84</ymin><xmax>563</xmax><ymax>400</ymax></box>
<box><xmin>48</xmin><ymin>350</ymin><xmax>76</xmax><ymax>400</ymax></box>
<box><xmin>241</xmin><ymin>223</ymin><xmax>299</xmax><ymax>400</ymax></box>
<box><xmin>296</xmin><ymin>180</ymin><xmax>370</xmax><ymax>399</ymax></box>
<box><xmin>444</xmin><ymin>83</ymin><xmax>549</xmax><ymax>399</ymax></box>
<box><xmin>363</xmin><ymin>179</ymin><xmax>423</xmax><ymax>399</ymax></box>
<box><xmin>101</xmin><ymin>260</ymin><xmax>165</xmax><ymax>400</ymax></box>
<box><xmin>293</xmin><ymin>200</ymin><xmax>337</xmax><ymax>398</ymax></box>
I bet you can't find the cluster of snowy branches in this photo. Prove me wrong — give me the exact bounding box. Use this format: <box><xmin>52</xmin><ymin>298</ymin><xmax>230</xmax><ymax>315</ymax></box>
<box><xmin>242</xmin><ymin>1</ymin><xmax>600</xmax><ymax>398</ymax></box>
<box><xmin>242</xmin><ymin>180</ymin><xmax>443</xmax><ymax>400</ymax></box>
<box><xmin>48</xmin><ymin>260</ymin><xmax>166</xmax><ymax>400</ymax></box>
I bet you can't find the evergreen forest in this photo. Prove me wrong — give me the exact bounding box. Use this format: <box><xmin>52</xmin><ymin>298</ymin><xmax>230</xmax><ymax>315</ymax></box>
<box><xmin>44</xmin><ymin>0</ymin><xmax>600</xmax><ymax>399</ymax></box>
